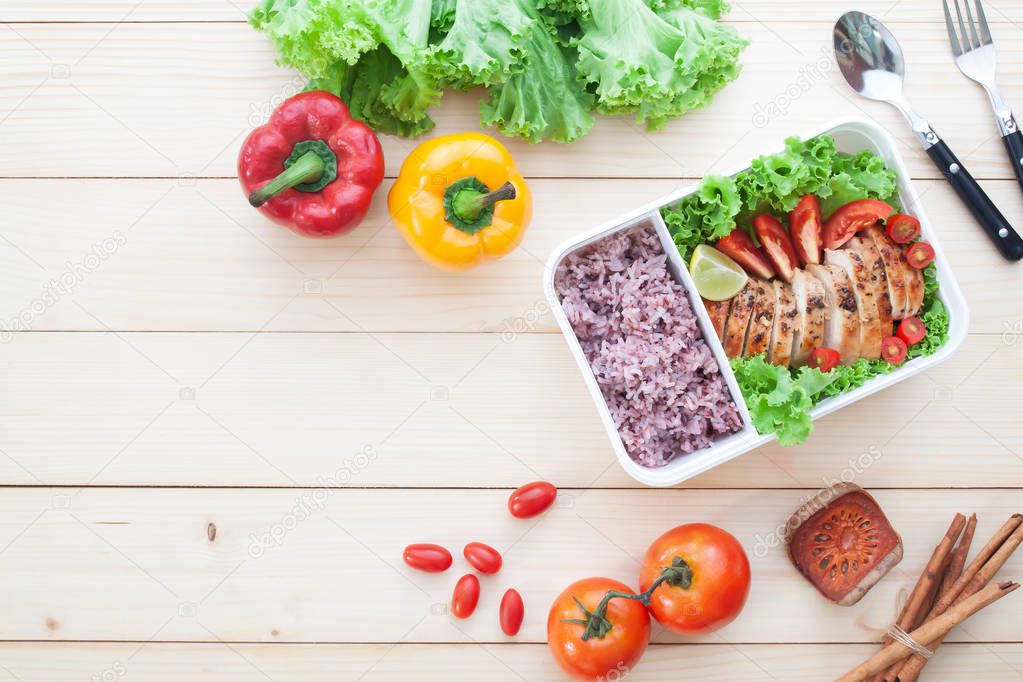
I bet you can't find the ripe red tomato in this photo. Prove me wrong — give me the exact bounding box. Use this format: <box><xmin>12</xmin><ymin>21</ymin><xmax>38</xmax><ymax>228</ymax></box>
<box><xmin>499</xmin><ymin>588</ymin><xmax>524</xmax><ymax>636</ymax></box>
<box><xmin>547</xmin><ymin>577</ymin><xmax>650</xmax><ymax>681</ymax></box>
<box><xmin>896</xmin><ymin>317</ymin><xmax>926</xmax><ymax>346</ymax></box>
<box><xmin>753</xmin><ymin>214</ymin><xmax>799</xmax><ymax>283</ymax></box>
<box><xmin>906</xmin><ymin>242</ymin><xmax>935</xmax><ymax>269</ymax></box>
<box><xmin>789</xmin><ymin>195</ymin><xmax>823</xmax><ymax>265</ymax></box>
<box><xmin>822</xmin><ymin>199</ymin><xmax>893</xmax><ymax>249</ymax></box>
<box><xmin>716</xmin><ymin>229</ymin><xmax>776</xmax><ymax>279</ymax></box>
<box><xmin>508</xmin><ymin>481</ymin><xmax>557</xmax><ymax>519</ymax></box>
<box><xmin>885</xmin><ymin>213</ymin><xmax>921</xmax><ymax>244</ymax></box>
<box><xmin>638</xmin><ymin>523</ymin><xmax>750</xmax><ymax>635</ymax></box>
<box><xmin>451</xmin><ymin>574</ymin><xmax>480</xmax><ymax>619</ymax></box>
<box><xmin>809</xmin><ymin>347</ymin><xmax>841</xmax><ymax>372</ymax></box>
<box><xmin>881</xmin><ymin>335</ymin><xmax>908</xmax><ymax>365</ymax></box>
<box><xmin>403</xmin><ymin>544</ymin><xmax>452</xmax><ymax>572</ymax></box>
<box><xmin>463</xmin><ymin>542</ymin><xmax>502</xmax><ymax>574</ymax></box>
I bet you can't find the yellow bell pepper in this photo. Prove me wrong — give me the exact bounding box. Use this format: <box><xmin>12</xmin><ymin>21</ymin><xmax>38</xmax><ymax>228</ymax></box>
<box><xmin>388</xmin><ymin>133</ymin><xmax>532</xmax><ymax>272</ymax></box>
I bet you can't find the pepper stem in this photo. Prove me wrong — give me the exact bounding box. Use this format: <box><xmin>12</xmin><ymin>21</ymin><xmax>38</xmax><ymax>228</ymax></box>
<box><xmin>249</xmin><ymin>151</ymin><xmax>325</xmax><ymax>207</ymax></box>
<box><xmin>567</xmin><ymin>556</ymin><xmax>693</xmax><ymax>641</ymax></box>
<box><xmin>443</xmin><ymin>178</ymin><xmax>517</xmax><ymax>235</ymax></box>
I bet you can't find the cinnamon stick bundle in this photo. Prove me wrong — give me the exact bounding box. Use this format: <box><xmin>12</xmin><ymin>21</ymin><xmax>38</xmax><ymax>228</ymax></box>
<box><xmin>834</xmin><ymin>581</ymin><xmax>1019</xmax><ymax>682</ymax></box>
<box><xmin>893</xmin><ymin>515</ymin><xmax>1023</xmax><ymax>682</ymax></box>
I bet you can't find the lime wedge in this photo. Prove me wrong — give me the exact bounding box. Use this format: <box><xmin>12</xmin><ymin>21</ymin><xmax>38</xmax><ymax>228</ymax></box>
<box><xmin>689</xmin><ymin>244</ymin><xmax>748</xmax><ymax>301</ymax></box>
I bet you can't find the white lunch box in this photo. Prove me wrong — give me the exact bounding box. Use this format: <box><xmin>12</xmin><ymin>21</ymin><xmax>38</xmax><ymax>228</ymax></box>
<box><xmin>543</xmin><ymin>117</ymin><xmax>969</xmax><ymax>487</ymax></box>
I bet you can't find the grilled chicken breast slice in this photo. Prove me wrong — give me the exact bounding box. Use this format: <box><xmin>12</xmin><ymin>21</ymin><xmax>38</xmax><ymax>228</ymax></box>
<box><xmin>770</xmin><ymin>280</ymin><xmax>798</xmax><ymax>368</ymax></box>
<box><xmin>825</xmin><ymin>248</ymin><xmax>883</xmax><ymax>359</ymax></box>
<box><xmin>722</xmin><ymin>281</ymin><xmax>758</xmax><ymax>358</ymax></box>
<box><xmin>862</xmin><ymin>227</ymin><xmax>910</xmax><ymax>321</ymax></box>
<box><xmin>789</xmin><ymin>269</ymin><xmax>827</xmax><ymax>367</ymax></box>
<box><xmin>901</xmin><ymin>246</ymin><xmax>925</xmax><ymax>317</ymax></box>
<box><xmin>703</xmin><ymin>297</ymin><xmax>732</xmax><ymax>341</ymax></box>
<box><xmin>846</xmin><ymin>235</ymin><xmax>895</xmax><ymax>334</ymax></box>
<box><xmin>806</xmin><ymin>263</ymin><xmax>861</xmax><ymax>364</ymax></box>
<box><xmin>743</xmin><ymin>279</ymin><xmax>776</xmax><ymax>358</ymax></box>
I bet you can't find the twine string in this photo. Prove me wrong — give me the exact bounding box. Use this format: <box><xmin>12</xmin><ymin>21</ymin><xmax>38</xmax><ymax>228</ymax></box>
<box><xmin>886</xmin><ymin>624</ymin><xmax>934</xmax><ymax>659</ymax></box>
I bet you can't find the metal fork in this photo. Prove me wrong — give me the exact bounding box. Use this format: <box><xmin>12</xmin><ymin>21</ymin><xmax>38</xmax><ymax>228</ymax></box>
<box><xmin>943</xmin><ymin>0</ymin><xmax>1023</xmax><ymax>194</ymax></box>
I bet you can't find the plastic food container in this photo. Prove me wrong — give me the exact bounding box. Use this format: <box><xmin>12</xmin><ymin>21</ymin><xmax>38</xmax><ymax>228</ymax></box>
<box><xmin>543</xmin><ymin>117</ymin><xmax>969</xmax><ymax>487</ymax></box>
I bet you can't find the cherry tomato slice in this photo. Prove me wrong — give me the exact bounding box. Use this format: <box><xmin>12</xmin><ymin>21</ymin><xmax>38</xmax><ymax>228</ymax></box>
<box><xmin>885</xmin><ymin>213</ymin><xmax>921</xmax><ymax>244</ymax></box>
<box><xmin>716</xmin><ymin>229</ymin><xmax>776</xmax><ymax>279</ymax></box>
<box><xmin>905</xmin><ymin>242</ymin><xmax>935</xmax><ymax>269</ymax></box>
<box><xmin>463</xmin><ymin>542</ymin><xmax>502</xmax><ymax>574</ymax></box>
<box><xmin>403</xmin><ymin>543</ymin><xmax>452</xmax><ymax>573</ymax></box>
<box><xmin>753</xmin><ymin>214</ymin><xmax>799</xmax><ymax>283</ymax></box>
<box><xmin>451</xmin><ymin>574</ymin><xmax>480</xmax><ymax>619</ymax></box>
<box><xmin>881</xmin><ymin>336</ymin><xmax>908</xmax><ymax>365</ymax></box>
<box><xmin>788</xmin><ymin>195</ymin><xmax>823</xmax><ymax>266</ymax></box>
<box><xmin>809</xmin><ymin>347</ymin><xmax>841</xmax><ymax>372</ymax></box>
<box><xmin>896</xmin><ymin>316</ymin><xmax>927</xmax><ymax>346</ymax></box>
<box><xmin>822</xmin><ymin>199</ymin><xmax>894</xmax><ymax>249</ymax></box>
<box><xmin>499</xmin><ymin>588</ymin><xmax>524</xmax><ymax>636</ymax></box>
<box><xmin>508</xmin><ymin>481</ymin><xmax>557</xmax><ymax>519</ymax></box>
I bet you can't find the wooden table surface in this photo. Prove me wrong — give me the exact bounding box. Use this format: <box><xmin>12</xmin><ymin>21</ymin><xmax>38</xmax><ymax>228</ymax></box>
<box><xmin>2</xmin><ymin>2</ymin><xmax>1023</xmax><ymax>680</ymax></box>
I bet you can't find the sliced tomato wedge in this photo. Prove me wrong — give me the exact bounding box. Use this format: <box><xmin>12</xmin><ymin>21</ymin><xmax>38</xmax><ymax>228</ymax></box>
<box><xmin>716</xmin><ymin>229</ymin><xmax>775</xmax><ymax>279</ymax></box>
<box><xmin>788</xmin><ymin>195</ymin><xmax>823</xmax><ymax>265</ymax></box>
<box><xmin>809</xmin><ymin>347</ymin><xmax>841</xmax><ymax>372</ymax></box>
<box><xmin>752</xmin><ymin>214</ymin><xmax>799</xmax><ymax>283</ymax></box>
<box><xmin>905</xmin><ymin>241</ymin><xmax>935</xmax><ymax>269</ymax></box>
<box><xmin>896</xmin><ymin>317</ymin><xmax>926</xmax><ymax>346</ymax></box>
<box><xmin>885</xmin><ymin>213</ymin><xmax>921</xmax><ymax>244</ymax></box>
<box><xmin>822</xmin><ymin>199</ymin><xmax>894</xmax><ymax>249</ymax></box>
<box><xmin>881</xmin><ymin>336</ymin><xmax>908</xmax><ymax>365</ymax></box>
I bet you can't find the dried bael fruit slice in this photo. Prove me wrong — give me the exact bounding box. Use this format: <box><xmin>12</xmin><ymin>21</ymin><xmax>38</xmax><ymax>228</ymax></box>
<box><xmin>783</xmin><ymin>483</ymin><xmax>902</xmax><ymax>606</ymax></box>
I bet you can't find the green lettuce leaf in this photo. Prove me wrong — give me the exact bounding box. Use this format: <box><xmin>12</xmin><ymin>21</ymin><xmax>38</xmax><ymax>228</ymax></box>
<box><xmin>434</xmin><ymin>0</ymin><xmax>532</xmax><ymax>89</ymax></box>
<box><xmin>480</xmin><ymin>0</ymin><xmax>595</xmax><ymax>143</ymax></box>
<box><xmin>662</xmin><ymin>174</ymin><xmax>741</xmax><ymax>260</ymax></box>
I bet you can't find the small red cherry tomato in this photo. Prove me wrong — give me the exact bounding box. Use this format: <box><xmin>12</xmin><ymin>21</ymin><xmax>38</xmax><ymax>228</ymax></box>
<box><xmin>905</xmin><ymin>242</ymin><xmax>935</xmax><ymax>269</ymax></box>
<box><xmin>885</xmin><ymin>214</ymin><xmax>921</xmax><ymax>244</ymax></box>
<box><xmin>753</xmin><ymin>214</ymin><xmax>799</xmax><ymax>283</ymax></box>
<box><xmin>789</xmin><ymin>195</ymin><xmax>823</xmax><ymax>266</ymax></box>
<box><xmin>463</xmin><ymin>542</ymin><xmax>502</xmax><ymax>574</ymax></box>
<box><xmin>896</xmin><ymin>316</ymin><xmax>927</xmax><ymax>346</ymax></box>
<box><xmin>403</xmin><ymin>544</ymin><xmax>452</xmax><ymax>573</ymax></box>
<box><xmin>451</xmin><ymin>574</ymin><xmax>480</xmax><ymax>619</ymax></box>
<box><xmin>716</xmin><ymin>228</ymin><xmax>776</xmax><ymax>279</ymax></box>
<box><xmin>508</xmin><ymin>481</ymin><xmax>557</xmax><ymax>519</ymax></box>
<box><xmin>881</xmin><ymin>336</ymin><xmax>908</xmax><ymax>365</ymax></box>
<box><xmin>809</xmin><ymin>347</ymin><xmax>841</xmax><ymax>372</ymax></box>
<box><xmin>499</xmin><ymin>588</ymin><xmax>524</xmax><ymax>636</ymax></box>
<box><xmin>823</xmin><ymin>199</ymin><xmax>894</xmax><ymax>249</ymax></box>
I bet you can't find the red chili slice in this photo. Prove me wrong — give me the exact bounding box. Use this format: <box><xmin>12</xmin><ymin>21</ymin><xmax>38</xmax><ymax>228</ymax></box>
<box><xmin>809</xmin><ymin>347</ymin><xmax>841</xmax><ymax>373</ymax></box>
<box><xmin>896</xmin><ymin>317</ymin><xmax>926</xmax><ymax>346</ymax></box>
<box><xmin>403</xmin><ymin>544</ymin><xmax>452</xmax><ymax>573</ymax></box>
<box><xmin>716</xmin><ymin>229</ymin><xmax>776</xmax><ymax>279</ymax></box>
<box><xmin>905</xmin><ymin>242</ymin><xmax>935</xmax><ymax>269</ymax></box>
<box><xmin>451</xmin><ymin>574</ymin><xmax>480</xmax><ymax>619</ymax></box>
<box><xmin>508</xmin><ymin>481</ymin><xmax>557</xmax><ymax>519</ymax></box>
<box><xmin>885</xmin><ymin>214</ymin><xmax>921</xmax><ymax>244</ymax></box>
<box><xmin>463</xmin><ymin>542</ymin><xmax>502</xmax><ymax>574</ymax></box>
<box><xmin>789</xmin><ymin>195</ymin><xmax>823</xmax><ymax>266</ymax></box>
<box><xmin>881</xmin><ymin>336</ymin><xmax>908</xmax><ymax>365</ymax></box>
<box><xmin>753</xmin><ymin>214</ymin><xmax>799</xmax><ymax>283</ymax></box>
<box><xmin>499</xmin><ymin>588</ymin><xmax>524</xmax><ymax>636</ymax></box>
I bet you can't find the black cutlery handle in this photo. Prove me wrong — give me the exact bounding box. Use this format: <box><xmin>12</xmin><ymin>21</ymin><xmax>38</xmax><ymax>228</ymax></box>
<box><xmin>1002</xmin><ymin>130</ymin><xmax>1023</xmax><ymax>195</ymax></box>
<box><xmin>926</xmin><ymin>139</ymin><xmax>1023</xmax><ymax>261</ymax></box>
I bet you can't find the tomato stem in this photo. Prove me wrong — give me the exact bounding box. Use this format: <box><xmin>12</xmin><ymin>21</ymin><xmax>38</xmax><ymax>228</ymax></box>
<box><xmin>569</xmin><ymin>556</ymin><xmax>693</xmax><ymax>641</ymax></box>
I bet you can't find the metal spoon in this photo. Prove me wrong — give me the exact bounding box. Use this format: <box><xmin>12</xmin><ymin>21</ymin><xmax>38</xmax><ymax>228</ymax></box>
<box><xmin>834</xmin><ymin>10</ymin><xmax>1023</xmax><ymax>261</ymax></box>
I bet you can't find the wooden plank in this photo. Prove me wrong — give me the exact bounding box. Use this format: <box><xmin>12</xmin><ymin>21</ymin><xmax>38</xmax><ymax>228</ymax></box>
<box><xmin>1</xmin><ymin>642</ymin><xmax>1021</xmax><ymax>681</ymax></box>
<box><xmin>4</xmin><ymin>1</ymin><xmax>1023</xmax><ymax>25</ymax></box>
<box><xmin>1</xmin><ymin>22</ymin><xmax>1022</xmax><ymax>179</ymax></box>
<box><xmin>0</xmin><ymin>332</ymin><xmax>1019</xmax><ymax>488</ymax></box>
<box><xmin>1</xmin><ymin>488</ymin><xmax>1020</xmax><ymax>643</ymax></box>
<box><xmin>1</xmin><ymin>178</ymin><xmax>1021</xmax><ymax>335</ymax></box>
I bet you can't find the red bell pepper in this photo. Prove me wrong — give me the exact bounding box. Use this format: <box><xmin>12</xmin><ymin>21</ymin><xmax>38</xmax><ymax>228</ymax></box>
<box><xmin>238</xmin><ymin>91</ymin><xmax>385</xmax><ymax>238</ymax></box>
